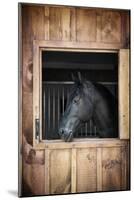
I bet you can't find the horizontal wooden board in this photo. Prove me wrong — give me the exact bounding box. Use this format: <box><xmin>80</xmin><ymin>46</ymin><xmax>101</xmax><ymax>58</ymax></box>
<box><xmin>35</xmin><ymin>139</ymin><xmax>129</xmax><ymax>150</ymax></box>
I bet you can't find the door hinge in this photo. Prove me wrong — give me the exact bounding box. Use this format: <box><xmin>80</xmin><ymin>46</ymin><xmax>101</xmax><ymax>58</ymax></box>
<box><xmin>35</xmin><ymin>118</ymin><xmax>40</xmax><ymax>141</ymax></box>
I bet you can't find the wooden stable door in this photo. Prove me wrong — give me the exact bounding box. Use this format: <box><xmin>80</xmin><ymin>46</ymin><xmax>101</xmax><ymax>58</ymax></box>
<box><xmin>44</xmin><ymin>140</ymin><xmax>129</xmax><ymax>194</ymax></box>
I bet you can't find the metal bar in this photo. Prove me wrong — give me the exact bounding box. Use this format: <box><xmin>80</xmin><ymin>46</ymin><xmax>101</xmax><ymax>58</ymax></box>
<box><xmin>53</xmin><ymin>87</ymin><xmax>55</xmax><ymax>130</ymax></box>
<box><xmin>62</xmin><ymin>86</ymin><xmax>64</xmax><ymax>115</ymax></box>
<box><xmin>85</xmin><ymin>123</ymin><xmax>88</xmax><ymax>137</ymax></box>
<box><xmin>67</xmin><ymin>87</ymin><xmax>70</xmax><ymax>101</ymax></box>
<box><xmin>89</xmin><ymin>120</ymin><xmax>92</xmax><ymax>136</ymax></box>
<box><xmin>48</xmin><ymin>87</ymin><xmax>50</xmax><ymax>131</ymax></box>
<box><xmin>43</xmin><ymin>87</ymin><xmax>46</xmax><ymax>139</ymax></box>
<box><xmin>81</xmin><ymin>127</ymin><xmax>83</xmax><ymax>137</ymax></box>
<box><xmin>58</xmin><ymin>87</ymin><xmax>60</xmax><ymax>128</ymax></box>
<box><xmin>94</xmin><ymin>126</ymin><xmax>97</xmax><ymax>137</ymax></box>
<box><xmin>42</xmin><ymin>81</ymin><xmax>117</xmax><ymax>85</ymax></box>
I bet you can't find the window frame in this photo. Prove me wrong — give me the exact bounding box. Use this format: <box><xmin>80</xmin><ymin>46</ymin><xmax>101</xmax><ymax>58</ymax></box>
<box><xmin>33</xmin><ymin>40</ymin><xmax>130</xmax><ymax>148</ymax></box>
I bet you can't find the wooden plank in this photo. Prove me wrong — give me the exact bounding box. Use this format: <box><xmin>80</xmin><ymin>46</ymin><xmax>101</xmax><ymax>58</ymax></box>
<box><xmin>33</xmin><ymin>41</ymin><xmax>40</xmax><ymax>144</ymax></box>
<box><xmin>70</xmin><ymin>8</ymin><xmax>76</xmax><ymax>41</ymax></box>
<box><xmin>97</xmin><ymin>148</ymin><xmax>102</xmax><ymax>191</ymax></box>
<box><xmin>44</xmin><ymin>6</ymin><xmax>50</xmax><ymax>40</ymax></box>
<box><xmin>76</xmin><ymin>8</ymin><xmax>96</xmax><ymax>42</ymax></box>
<box><xmin>49</xmin><ymin>7</ymin><xmax>62</xmax><ymax>40</ymax></box>
<box><xmin>31</xmin><ymin>6</ymin><xmax>45</xmax><ymax>40</ymax></box>
<box><xmin>76</xmin><ymin>148</ymin><xmax>97</xmax><ymax>192</ymax></box>
<box><xmin>33</xmin><ymin>39</ymin><xmax>124</xmax><ymax>50</ymax></box>
<box><xmin>71</xmin><ymin>148</ymin><xmax>77</xmax><ymax>193</ymax></box>
<box><xmin>119</xmin><ymin>49</ymin><xmax>130</xmax><ymax>139</ymax></box>
<box><xmin>121</xmin><ymin>146</ymin><xmax>127</xmax><ymax>190</ymax></box>
<box><xmin>61</xmin><ymin>8</ymin><xmax>71</xmax><ymax>41</ymax></box>
<box><xmin>101</xmin><ymin>11</ymin><xmax>122</xmax><ymax>43</ymax></box>
<box><xmin>96</xmin><ymin>10</ymin><xmax>102</xmax><ymax>42</ymax></box>
<box><xmin>102</xmin><ymin>147</ymin><xmax>122</xmax><ymax>191</ymax></box>
<box><xmin>121</xmin><ymin>143</ymin><xmax>130</xmax><ymax>190</ymax></box>
<box><xmin>49</xmin><ymin>149</ymin><xmax>71</xmax><ymax>194</ymax></box>
<box><xmin>44</xmin><ymin>149</ymin><xmax>50</xmax><ymax>194</ymax></box>
<box><xmin>30</xmin><ymin>150</ymin><xmax>45</xmax><ymax>195</ymax></box>
<box><xmin>35</xmin><ymin>139</ymin><xmax>129</xmax><ymax>150</ymax></box>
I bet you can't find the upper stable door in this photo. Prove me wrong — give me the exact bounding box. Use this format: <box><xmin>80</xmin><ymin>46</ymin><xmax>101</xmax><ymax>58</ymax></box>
<box><xmin>33</xmin><ymin>42</ymin><xmax>130</xmax><ymax>146</ymax></box>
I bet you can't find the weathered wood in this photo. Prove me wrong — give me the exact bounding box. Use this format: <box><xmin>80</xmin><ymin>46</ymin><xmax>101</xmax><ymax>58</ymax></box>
<box><xmin>71</xmin><ymin>148</ymin><xmax>77</xmax><ymax>193</ymax></box>
<box><xmin>61</xmin><ymin>8</ymin><xmax>71</xmax><ymax>41</ymax></box>
<box><xmin>33</xmin><ymin>39</ymin><xmax>124</xmax><ymax>50</ymax></box>
<box><xmin>97</xmin><ymin>148</ymin><xmax>102</xmax><ymax>191</ymax></box>
<box><xmin>33</xmin><ymin>42</ymin><xmax>40</xmax><ymax>144</ymax></box>
<box><xmin>76</xmin><ymin>8</ymin><xmax>96</xmax><ymax>42</ymax></box>
<box><xmin>70</xmin><ymin>8</ymin><xmax>76</xmax><ymax>41</ymax></box>
<box><xmin>44</xmin><ymin>149</ymin><xmax>50</xmax><ymax>194</ymax></box>
<box><xmin>101</xmin><ymin>10</ymin><xmax>122</xmax><ymax>43</ymax></box>
<box><xmin>35</xmin><ymin>139</ymin><xmax>129</xmax><ymax>150</ymax></box>
<box><xmin>102</xmin><ymin>147</ymin><xmax>122</xmax><ymax>191</ymax></box>
<box><xmin>119</xmin><ymin>49</ymin><xmax>130</xmax><ymax>139</ymax></box>
<box><xmin>96</xmin><ymin>9</ymin><xmax>102</xmax><ymax>42</ymax></box>
<box><xmin>20</xmin><ymin>4</ymin><xmax>130</xmax><ymax>196</ymax></box>
<box><xmin>49</xmin><ymin>149</ymin><xmax>71</xmax><ymax>194</ymax></box>
<box><xmin>44</xmin><ymin>6</ymin><xmax>50</xmax><ymax>40</ymax></box>
<box><xmin>76</xmin><ymin>148</ymin><xmax>97</xmax><ymax>192</ymax></box>
<box><xmin>49</xmin><ymin>7</ymin><xmax>62</xmax><ymax>40</ymax></box>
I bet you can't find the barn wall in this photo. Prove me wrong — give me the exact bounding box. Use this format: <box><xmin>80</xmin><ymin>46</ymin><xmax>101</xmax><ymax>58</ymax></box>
<box><xmin>20</xmin><ymin>4</ymin><xmax>130</xmax><ymax>196</ymax></box>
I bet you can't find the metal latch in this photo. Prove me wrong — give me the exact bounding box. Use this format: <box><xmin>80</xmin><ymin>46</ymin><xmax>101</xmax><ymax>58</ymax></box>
<box><xmin>35</xmin><ymin>118</ymin><xmax>40</xmax><ymax>141</ymax></box>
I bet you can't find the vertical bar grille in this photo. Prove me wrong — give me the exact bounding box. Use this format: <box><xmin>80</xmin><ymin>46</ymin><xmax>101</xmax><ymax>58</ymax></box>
<box><xmin>43</xmin><ymin>82</ymin><xmax>98</xmax><ymax>139</ymax></box>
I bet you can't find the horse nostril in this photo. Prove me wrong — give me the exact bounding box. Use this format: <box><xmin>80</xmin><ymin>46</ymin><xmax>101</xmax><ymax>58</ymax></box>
<box><xmin>60</xmin><ymin>129</ymin><xmax>64</xmax><ymax>135</ymax></box>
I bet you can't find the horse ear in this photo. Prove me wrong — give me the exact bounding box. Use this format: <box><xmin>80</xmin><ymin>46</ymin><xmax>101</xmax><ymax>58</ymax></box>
<box><xmin>71</xmin><ymin>72</ymin><xmax>78</xmax><ymax>82</ymax></box>
<box><xmin>77</xmin><ymin>71</ymin><xmax>86</xmax><ymax>83</ymax></box>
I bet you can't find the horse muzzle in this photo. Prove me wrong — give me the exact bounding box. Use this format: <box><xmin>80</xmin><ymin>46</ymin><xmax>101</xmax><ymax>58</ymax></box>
<box><xmin>59</xmin><ymin>128</ymin><xmax>73</xmax><ymax>142</ymax></box>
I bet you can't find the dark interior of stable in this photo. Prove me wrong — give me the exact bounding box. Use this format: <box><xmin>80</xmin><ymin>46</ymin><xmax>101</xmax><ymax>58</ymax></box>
<box><xmin>42</xmin><ymin>51</ymin><xmax>118</xmax><ymax>140</ymax></box>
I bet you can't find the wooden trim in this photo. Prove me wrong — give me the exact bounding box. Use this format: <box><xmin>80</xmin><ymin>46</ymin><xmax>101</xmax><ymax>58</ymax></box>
<box><xmin>35</xmin><ymin>139</ymin><xmax>129</xmax><ymax>150</ymax></box>
<box><xmin>118</xmin><ymin>49</ymin><xmax>130</xmax><ymax>139</ymax></box>
<box><xmin>97</xmin><ymin>148</ymin><xmax>102</xmax><ymax>191</ymax></box>
<box><xmin>44</xmin><ymin>149</ymin><xmax>50</xmax><ymax>194</ymax></box>
<box><xmin>71</xmin><ymin>148</ymin><xmax>77</xmax><ymax>193</ymax></box>
<box><xmin>33</xmin><ymin>41</ymin><xmax>40</xmax><ymax>145</ymax></box>
<box><xmin>33</xmin><ymin>40</ymin><xmax>130</xmax><ymax>145</ymax></box>
<box><xmin>39</xmin><ymin>49</ymin><xmax>42</xmax><ymax>141</ymax></box>
<box><xmin>33</xmin><ymin>39</ymin><xmax>119</xmax><ymax>147</ymax></box>
<box><xmin>34</xmin><ymin>40</ymin><xmax>124</xmax><ymax>50</ymax></box>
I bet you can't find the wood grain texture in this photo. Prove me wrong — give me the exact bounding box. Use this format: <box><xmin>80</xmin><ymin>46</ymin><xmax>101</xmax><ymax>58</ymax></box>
<box><xmin>102</xmin><ymin>147</ymin><xmax>122</xmax><ymax>191</ymax></box>
<box><xmin>76</xmin><ymin>148</ymin><xmax>97</xmax><ymax>192</ymax></box>
<box><xmin>119</xmin><ymin>49</ymin><xmax>130</xmax><ymax>139</ymax></box>
<box><xmin>76</xmin><ymin>8</ymin><xmax>96</xmax><ymax>42</ymax></box>
<box><xmin>97</xmin><ymin>148</ymin><xmax>102</xmax><ymax>191</ymax></box>
<box><xmin>101</xmin><ymin>11</ymin><xmax>122</xmax><ymax>43</ymax></box>
<box><xmin>20</xmin><ymin>4</ymin><xmax>130</xmax><ymax>196</ymax></box>
<box><xmin>71</xmin><ymin>148</ymin><xmax>77</xmax><ymax>193</ymax></box>
<box><xmin>49</xmin><ymin>149</ymin><xmax>71</xmax><ymax>194</ymax></box>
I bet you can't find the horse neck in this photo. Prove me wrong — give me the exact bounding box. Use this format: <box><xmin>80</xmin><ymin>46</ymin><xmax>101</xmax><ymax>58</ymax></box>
<box><xmin>92</xmin><ymin>88</ymin><xmax>113</xmax><ymax>132</ymax></box>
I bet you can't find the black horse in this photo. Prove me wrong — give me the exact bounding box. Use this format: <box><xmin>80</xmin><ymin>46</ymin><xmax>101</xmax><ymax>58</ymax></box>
<box><xmin>59</xmin><ymin>79</ymin><xmax>118</xmax><ymax>142</ymax></box>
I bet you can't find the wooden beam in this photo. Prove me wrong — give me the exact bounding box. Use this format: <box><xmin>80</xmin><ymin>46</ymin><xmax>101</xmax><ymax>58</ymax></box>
<box><xmin>119</xmin><ymin>49</ymin><xmax>130</xmax><ymax>139</ymax></box>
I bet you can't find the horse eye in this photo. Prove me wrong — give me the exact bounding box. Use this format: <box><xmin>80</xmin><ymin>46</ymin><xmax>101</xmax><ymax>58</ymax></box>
<box><xmin>73</xmin><ymin>99</ymin><xmax>78</xmax><ymax>104</ymax></box>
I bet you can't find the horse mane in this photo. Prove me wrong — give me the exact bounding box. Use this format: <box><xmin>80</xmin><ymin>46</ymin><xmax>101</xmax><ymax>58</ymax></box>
<box><xmin>67</xmin><ymin>80</ymin><xmax>117</xmax><ymax>109</ymax></box>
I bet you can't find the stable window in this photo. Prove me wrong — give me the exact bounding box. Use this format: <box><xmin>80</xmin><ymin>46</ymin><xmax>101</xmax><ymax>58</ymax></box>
<box><xmin>33</xmin><ymin>41</ymin><xmax>129</xmax><ymax>146</ymax></box>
